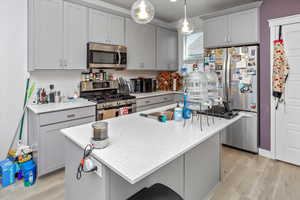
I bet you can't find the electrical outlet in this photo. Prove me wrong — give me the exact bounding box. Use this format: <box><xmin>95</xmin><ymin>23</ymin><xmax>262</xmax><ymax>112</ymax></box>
<box><xmin>90</xmin><ymin>157</ymin><xmax>102</xmax><ymax>178</ymax></box>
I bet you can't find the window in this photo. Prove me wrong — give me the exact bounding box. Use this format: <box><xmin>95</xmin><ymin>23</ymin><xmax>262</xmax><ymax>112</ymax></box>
<box><xmin>183</xmin><ymin>32</ymin><xmax>204</xmax><ymax>64</ymax></box>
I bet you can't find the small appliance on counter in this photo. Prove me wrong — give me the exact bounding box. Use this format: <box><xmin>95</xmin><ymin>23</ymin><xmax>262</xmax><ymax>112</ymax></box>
<box><xmin>130</xmin><ymin>78</ymin><xmax>157</xmax><ymax>93</ymax></box>
<box><xmin>91</xmin><ymin>121</ymin><xmax>109</xmax><ymax>149</ymax></box>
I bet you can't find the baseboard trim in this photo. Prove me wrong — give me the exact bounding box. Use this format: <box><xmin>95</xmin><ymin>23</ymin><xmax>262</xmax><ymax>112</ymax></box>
<box><xmin>202</xmin><ymin>182</ymin><xmax>220</xmax><ymax>200</ymax></box>
<box><xmin>259</xmin><ymin>148</ymin><xmax>274</xmax><ymax>159</ymax></box>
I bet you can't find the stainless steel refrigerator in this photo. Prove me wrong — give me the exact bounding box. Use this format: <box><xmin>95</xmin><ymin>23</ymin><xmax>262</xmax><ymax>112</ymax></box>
<box><xmin>205</xmin><ymin>45</ymin><xmax>259</xmax><ymax>153</ymax></box>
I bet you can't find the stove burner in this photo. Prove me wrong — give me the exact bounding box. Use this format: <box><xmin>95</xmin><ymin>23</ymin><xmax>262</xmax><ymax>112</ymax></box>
<box><xmin>86</xmin><ymin>93</ymin><xmax>136</xmax><ymax>104</ymax></box>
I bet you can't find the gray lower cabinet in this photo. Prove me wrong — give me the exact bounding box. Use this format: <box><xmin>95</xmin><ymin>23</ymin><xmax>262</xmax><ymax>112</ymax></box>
<box><xmin>28</xmin><ymin>106</ymin><xmax>95</xmax><ymax>176</ymax></box>
<box><xmin>64</xmin><ymin>131</ymin><xmax>221</xmax><ymax>200</ymax></box>
<box><xmin>136</xmin><ymin>94</ymin><xmax>176</xmax><ymax>112</ymax></box>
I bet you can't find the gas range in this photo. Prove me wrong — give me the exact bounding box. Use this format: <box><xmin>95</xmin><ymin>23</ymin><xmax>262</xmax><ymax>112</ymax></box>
<box><xmin>88</xmin><ymin>94</ymin><xmax>136</xmax><ymax>110</ymax></box>
<box><xmin>81</xmin><ymin>89</ymin><xmax>136</xmax><ymax>120</ymax></box>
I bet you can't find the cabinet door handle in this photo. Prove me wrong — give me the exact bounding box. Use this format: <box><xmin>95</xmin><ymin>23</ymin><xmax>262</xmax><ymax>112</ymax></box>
<box><xmin>145</xmin><ymin>101</ymin><xmax>151</xmax><ymax>104</ymax></box>
<box><xmin>64</xmin><ymin>59</ymin><xmax>68</xmax><ymax>67</ymax></box>
<box><xmin>164</xmin><ymin>97</ymin><xmax>168</xmax><ymax>101</ymax></box>
<box><xmin>228</xmin><ymin>35</ymin><xmax>231</xmax><ymax>42</ymax></box>
<box><xmin>59</xmin><ymin>59</ymin><xmax>63</xmax><ymax>67</ymax></box>
<box><xmin>67</xmin><ymin>114</ymin><xmax>76</xmax><ymax>118</ymax></box>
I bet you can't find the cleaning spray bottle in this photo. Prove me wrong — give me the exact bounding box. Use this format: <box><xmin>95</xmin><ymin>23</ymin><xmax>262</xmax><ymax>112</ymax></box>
<box><xmin>182</xmin><ymin>93</ymin><xmax>191</xmax><ymax>120</ymax></box>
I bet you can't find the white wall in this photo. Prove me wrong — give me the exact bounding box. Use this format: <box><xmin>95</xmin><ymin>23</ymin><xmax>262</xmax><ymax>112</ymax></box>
<box><xmin>0</xmin><ymin>0</ymin><xmax>28</xmax><ymax>160</ymax></box>
<box><xmin>29</xmin><ymin>70</ymin><xmax>159</xmax><ymax>101</ymax></box>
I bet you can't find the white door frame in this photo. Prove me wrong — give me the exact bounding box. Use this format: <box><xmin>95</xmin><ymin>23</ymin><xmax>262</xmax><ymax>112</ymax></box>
<box><xmin>269</xmin><ymin>14</ymin><xmax>300</xmax><ymax>159</ymax></box>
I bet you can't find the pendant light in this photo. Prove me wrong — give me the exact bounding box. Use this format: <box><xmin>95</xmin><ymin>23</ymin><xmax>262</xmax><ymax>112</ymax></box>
<box><xmin>180</xmin><ymin>0</ymin><xmax>193</xmax><ymax>35</ymax></box>
<box><xmin>131</xmin><ymin>0</ymin><xmax>155</xmax><ymax>24</ymax></box>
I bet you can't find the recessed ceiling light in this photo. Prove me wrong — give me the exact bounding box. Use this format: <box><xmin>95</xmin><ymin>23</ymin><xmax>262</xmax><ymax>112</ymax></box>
<box><xmin>170</xmin><ymin>0</ymin><xmax>177</xmax><ymax>2</ymax></box>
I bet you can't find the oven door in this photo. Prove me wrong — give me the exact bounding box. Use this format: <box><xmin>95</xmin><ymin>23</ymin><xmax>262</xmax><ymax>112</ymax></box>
<box><xmin>97</xmin><ymin>104</ymin><xmax>136</xmax><ymax>121</ymax></box>
<box><xmin>97</xmin><ymin>109</ymin><xmax>118</xmax><ymax>120</ymax></box>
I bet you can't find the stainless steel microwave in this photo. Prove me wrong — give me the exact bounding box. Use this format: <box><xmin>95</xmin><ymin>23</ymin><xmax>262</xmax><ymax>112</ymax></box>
<box><xmin>87</xmin><ymin>42</ymin><xmax>127</xmax><ymax>69</ymax></box>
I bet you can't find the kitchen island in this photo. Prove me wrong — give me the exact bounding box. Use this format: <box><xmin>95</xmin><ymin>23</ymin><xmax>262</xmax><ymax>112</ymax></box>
<box><xmin>62</xmin><ymin>105</ymin><xmax>246</xmax><ymax>200</ymax></box>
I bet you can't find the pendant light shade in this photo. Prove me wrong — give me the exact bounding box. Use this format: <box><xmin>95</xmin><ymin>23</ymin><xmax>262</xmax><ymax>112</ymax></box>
<box><xmin>180</xmin><ymin>0</ymin><xmax>194</xmax><ymax>35</ymax></box>
<box><xmin>131</xmin><ymin>0</ymin><xmax>155</xmax><ymax>24</ymax></box>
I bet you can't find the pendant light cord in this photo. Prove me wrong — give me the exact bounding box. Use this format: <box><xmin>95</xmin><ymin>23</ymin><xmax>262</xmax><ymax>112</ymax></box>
<box><xmin>184</xmin><ymin>0</ymin><xmax>187</xmax><ymax>20</ymax></box>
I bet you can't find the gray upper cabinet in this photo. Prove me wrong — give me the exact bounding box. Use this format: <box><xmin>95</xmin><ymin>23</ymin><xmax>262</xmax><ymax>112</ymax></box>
<box><xmin>88</xmin><ymin>9</ymin><xmax>110</xmax><ymax>44</ymax></box>
<box><xmin>228</xmin><ymin>9</ymin><xmax>259</xmax><ymax>45</ymax></box>
<box><xmin>32</xmin><ymin>0</ymin><xmax>64</xmax><ymax>70</ymax></box>
<box><xmin>157</xmin><ymin>27</ymin><xmax>178</xmax><ymax>71</ymax></box>
<box><xmin>89</xmin><ymin>9</ymin><xmax>125</xmax><ymax>45</ymax></box>
<box><xmin>63</xmin><ymin>2</ymin><xmax>88</xmax><ymax>70</ymax></box>
<box><xmin>204</xmin><ymin>8</ymin><xmax>259</xmax><ymax>48</ymax></box>
<box><xmin>29</xmin><ymin>0</ymin><xmax>87</xmax><ymax>70</ymax></box>
<box><xmin>126</xmin><ymin>19</ymin><xmax>156</xmax><ymax>70</ymax></box>
<box><xmin>204</xmin><ymin>16</ymin><xmax>228</xmax><ymax>48</ymax></box>
<box><xmin>109</xmin><ymin>15</ymin><xmax>125</xmax><ymax>45</ymax></box>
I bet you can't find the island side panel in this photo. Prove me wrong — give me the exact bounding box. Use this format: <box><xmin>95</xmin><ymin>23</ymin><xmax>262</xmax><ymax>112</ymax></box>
<box><xmin>184</xmin><ymin>133</ymin><xmax>220</xmax><ymax>200</ymax></box>
<box><xmin>64</xmin><ymin>137</ymin><xmax>110</xmax><ymax>200</ymax></box>
<box><xmin>109</xmin><ymin>156</ymin><xmax>185</xmax><ymax>200</ymax></box>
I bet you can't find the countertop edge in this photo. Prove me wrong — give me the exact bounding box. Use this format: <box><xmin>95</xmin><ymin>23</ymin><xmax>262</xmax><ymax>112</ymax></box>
<box><xmin>131</xmin><ymin>91</ymin><xmax>183</xmax><ymax>99</ymax></box>
<box><xmin>27</xmin><ymin>100</ymin><xmax>96</xmax><ymax>114</ymax></box>
<box><xmin>61</xmin><ymin>110</ymin><xmax>246</xmax><ymax>185</ymax></box>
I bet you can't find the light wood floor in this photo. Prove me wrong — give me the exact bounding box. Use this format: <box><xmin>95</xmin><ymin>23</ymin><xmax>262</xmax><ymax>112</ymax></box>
<box><xmin>1</xmin><ymin>146</ymin><xmax>300</xmax><ymax>200</ymax></box>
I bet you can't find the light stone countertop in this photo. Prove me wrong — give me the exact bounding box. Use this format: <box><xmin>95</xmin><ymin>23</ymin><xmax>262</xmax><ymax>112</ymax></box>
<box><xmin>131</xmin><ymin>91</ymin><xmax>183</xmax><ymax>99</ymax></box>
<box><xmin>62</xmin><ymin>104</ymin><xmax>248</xmax><ymax>184</ymax></box>
<box><xmin>27</xmin><ymin>98</ymin><xmax>96</xmax><ymax>114</ymax></box>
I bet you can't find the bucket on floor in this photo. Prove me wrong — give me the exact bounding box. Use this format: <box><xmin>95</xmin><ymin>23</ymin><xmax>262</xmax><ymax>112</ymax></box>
<box><xmin>20</xmin><ymin>160</ymin><xmax>36</xmax><ymax>187</ymax></box>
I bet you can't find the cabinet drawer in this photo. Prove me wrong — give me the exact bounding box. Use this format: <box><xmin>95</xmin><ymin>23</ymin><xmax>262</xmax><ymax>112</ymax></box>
<box><xmin>39</xmin><ymin>106</ymin><xmax>95</xmax><ymax>126</ymax></box>
<box><xmin>157</xmin><ymin>94</ymin><xmax>174</xmax><ymax>103</ymax></box>
<box><xmin>136</xmin><ymin>94</ymin><xmax>174</xmax><ymax>107</ymax></box>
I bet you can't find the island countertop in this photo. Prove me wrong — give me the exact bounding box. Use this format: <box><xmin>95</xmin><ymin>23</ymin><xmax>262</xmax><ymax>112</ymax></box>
<box><xmin>61</xmin><ymin>105</ymin><xmax>246</xmax><ymax>184</ymax></box>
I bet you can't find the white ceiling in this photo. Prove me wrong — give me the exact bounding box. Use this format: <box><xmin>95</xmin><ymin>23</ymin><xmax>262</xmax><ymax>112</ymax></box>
<box><xmin>100</xmin><ymin>0</ymin><xmax>259</xmax><ymax>22</ymax></box>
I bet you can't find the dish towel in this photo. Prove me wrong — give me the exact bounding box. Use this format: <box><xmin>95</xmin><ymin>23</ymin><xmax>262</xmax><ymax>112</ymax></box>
<box><xmin>272</xmin><ymin>26</ymin><xmax>289</xmax><ymax>109</ymax></box>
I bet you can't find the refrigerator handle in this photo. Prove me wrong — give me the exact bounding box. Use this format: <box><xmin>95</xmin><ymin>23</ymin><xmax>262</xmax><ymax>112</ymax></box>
<box><xmin>226</xmin><ymin>50</ymin><xmax>231</xmax><ymax>104</ymax></box>
<box><xmin>223</xmin><ymin>48</ymin><xmax>229</xmax><ymax>104</ymax></box>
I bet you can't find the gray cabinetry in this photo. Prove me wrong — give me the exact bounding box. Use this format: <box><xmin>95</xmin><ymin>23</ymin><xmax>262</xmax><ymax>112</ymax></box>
<box><xmin>28</xmin><ymin>106</ymin><xmax>95</xmax><ymax>176</ymax></box>
<box><xmin>156</xmin><ymin>27</ymin><xmax>178</xmax><ymax>71</ymax></box>
<box><xmin>89</xmin><ymin>9</ymin><xmax>109</xmax><ymax>44</ymax></box>
<box><xmin>109</xmin><ymin>14</ymin><xmax>125</xmax><ymax>45</ymax></box>
<box><xmin>89</xmin><ymin>9</ymin><xmax>125</xmax><ymax>45</ymax></box>
<box><xmin>222</xmin><ymin>113</ymin><xmax>257</xmax><ymax>153</ymax></box>
<box><xmin>63</xmin><ymin>1</ymin><xmax>88</xmax><ymax>70</ymax></box>
<box><xmin>136</xmin><ymin>94</ymin><xmax>175</xmax><ymax>112</ymax></box>
<box><xmin>125</xmin><ymin>19</ymin><xmax>156</xmax><ymax>70</ymax></box>
<box><xmin>203</xmin><ymin>8</ymin><xmax>259</xmax><ymax>48</ymax></box>
<box><xmin>204</xmin><ymin>16</ymin><xmax>228</xmax><ymax>48</ymax></box>
<box><xmin>29</xmin><ymin>0</ymin><xmax>64</xmax><ymax>70</ymax></box>
<box><xmin>64</xmin><ymin>130</ymin><xmax>221</xmax><ymax>200</ymax></box>
<box><xmin>228</xmin><ymin>9</ymin><xmax>259</xmax><ymax>45</ymax></box>
<box><xmin>29</xmin><ymin>0</ymin><xmax>88</xmax><ymax>70</ymax></box>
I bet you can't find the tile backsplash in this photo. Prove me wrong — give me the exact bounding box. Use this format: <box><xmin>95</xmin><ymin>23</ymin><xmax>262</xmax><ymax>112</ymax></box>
<box><xmin>30</xmin><ymin>69</ymin><xmax>159</xmax><ymax>99</ymax></box>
